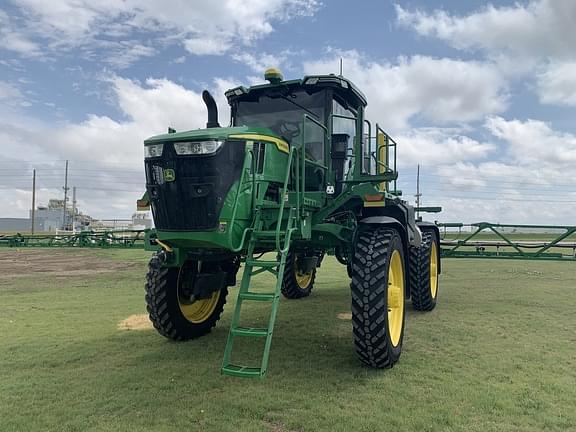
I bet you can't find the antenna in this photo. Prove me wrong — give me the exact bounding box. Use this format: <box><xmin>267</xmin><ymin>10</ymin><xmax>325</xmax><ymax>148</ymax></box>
<box><xmin>339</xmin><ymin>58</ymin><xmax>343</xmax><ymax>76</ymax></box>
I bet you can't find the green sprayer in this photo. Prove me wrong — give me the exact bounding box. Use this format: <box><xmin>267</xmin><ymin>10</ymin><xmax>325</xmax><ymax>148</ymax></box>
<box><xmin>140</xmin><ymin>69</ymin><xmax>441</xmax><ymax>378</ymax></box>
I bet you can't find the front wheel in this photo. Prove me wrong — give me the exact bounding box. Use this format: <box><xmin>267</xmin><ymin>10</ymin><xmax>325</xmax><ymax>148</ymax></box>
<box><xmin>145</xmin><ymin>254</ymin><xmax>228</xmax><ymax>341</ymax></box>
<box><xmin>351</xmin><ymin>228</ymin><xmax>406</xmax><ymax>368</ymax></box>
<box><xmin>281</xmin><ymin>249</ymin><xmax>317</xmax><ymax>299</ymax></box>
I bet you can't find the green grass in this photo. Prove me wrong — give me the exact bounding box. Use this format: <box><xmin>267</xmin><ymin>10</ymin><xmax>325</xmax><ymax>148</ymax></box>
<box><xmin>1</xmin><ymin>249</ymin><xmax>575</xmax><ymax>431</ymax></box>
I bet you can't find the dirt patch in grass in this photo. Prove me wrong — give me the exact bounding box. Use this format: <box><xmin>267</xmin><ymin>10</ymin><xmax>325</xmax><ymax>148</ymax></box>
<box><xmin>337</xmin><ymin>312</ymin><xmax>352</xmax><ymax>320</ymax></box>
<box><xmin>117</xmin><ymin>314</ymin><xmax>153</xmax><ymax>331</ymax></box>
<box><xmin>0</xmin><ymin>249</ymin><xmax>139</xmax><ymax>280</ymax></box>
<box><xmin>263</xmin><ymin>419</ymin><xmax>302</xmax><ymax>432</ymax></box>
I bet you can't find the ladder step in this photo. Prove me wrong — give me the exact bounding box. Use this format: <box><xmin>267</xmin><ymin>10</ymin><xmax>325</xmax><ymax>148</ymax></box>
<box><xmin>221</xmin><ymin>207</ymin><xmax>295</xmax><ymax>378</ymax></box>
<box><xmin>245</xmin><ymin>259</ymin><xmax>279</xmax><ymax>268</ymax></box>
<box><xmin>239</xmin><ymin>292</ymin><xmax>277</xmax><ymax>301</ymax></box>
<box><xmin>231</xmin><ymin>326</ymin><xmax>270</xmax><ymax>337</ymax></box>
<box><xmin>221</xmin><ymin>364</ymin><xmax>264</xmax><ymax>378</ymax></box>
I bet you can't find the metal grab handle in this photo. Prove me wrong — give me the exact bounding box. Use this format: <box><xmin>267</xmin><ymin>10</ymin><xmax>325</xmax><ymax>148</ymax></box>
<box><xmin>229</xmin><ymin>147</ymin><xmax>255</xmax><ymax>252</ymax></box>
<box><xmin>275</xmin><ymin>146</ymin><xmax>298</xmax><ymax>251</ymax></box>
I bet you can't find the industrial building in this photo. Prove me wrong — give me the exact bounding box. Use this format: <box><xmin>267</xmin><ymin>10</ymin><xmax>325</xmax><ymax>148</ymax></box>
<box><xmin>0</xmin><ymin>199</ymin><xmax>151</xmax><ymax>232</ymax></box>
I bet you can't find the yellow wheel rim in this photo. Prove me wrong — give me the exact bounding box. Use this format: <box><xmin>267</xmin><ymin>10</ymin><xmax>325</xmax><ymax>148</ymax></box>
<box><xmin>178</xmin><ymin>290</ymin><xmax>220</xmax><ymax>324</ymax></box>
<box><xmin>387</xmin><ymin>250</ymin><xmax>404</xmax><ymax>347</ymax></box>
<box><xmin>294</xmin><ymin>256</ymin><xmax>313</xmax><ymax>289</ymax></box>
<box><xmin>430</xmin><ymin>241</ymin><xmax>438</xmax><ymax>299</ymax></box>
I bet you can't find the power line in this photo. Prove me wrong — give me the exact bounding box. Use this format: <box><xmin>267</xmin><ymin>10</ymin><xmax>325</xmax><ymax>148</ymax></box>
<box><xmin>402</xmin><ymin>172</ymin><xmax>576</xmax><ymax>188</ymax></box>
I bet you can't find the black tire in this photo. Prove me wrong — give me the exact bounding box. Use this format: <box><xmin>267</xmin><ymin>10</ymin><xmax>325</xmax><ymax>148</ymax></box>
<box><xmin>281</xmin><ymin>249</ymin><xmax>316</xmax><ymax>299</ymax></box>
<box><xmin>145</xmin><ymin>254</ymin><xmax>228</xmax><ymax>341</ymax></box>
<box><xmin>409</xmin><ymin>230</ymin><xmax>439</xmax><ymax>311</ymax></box>
<box><xmin>351</xmin><ymin>228</ymin><xmax>406</xmax><ymax>368</ymax></box>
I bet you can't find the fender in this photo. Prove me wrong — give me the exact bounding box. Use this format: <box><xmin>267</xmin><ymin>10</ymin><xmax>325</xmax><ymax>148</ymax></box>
<box><xmin>359</xmin><ymin>216</ymin><xmax>412</xmax><ymax>297</ymax></box>
<box><xmin>360</xmin><ymin>216</ymin><xmax>408</xmax><ymax>240</ymax></box>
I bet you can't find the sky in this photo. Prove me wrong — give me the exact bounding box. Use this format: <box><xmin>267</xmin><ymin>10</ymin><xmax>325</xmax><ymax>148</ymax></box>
<box><xmin>0</xmin><ymin>0</ymin><xmax>575</xmax><ymax>225</ymax></box>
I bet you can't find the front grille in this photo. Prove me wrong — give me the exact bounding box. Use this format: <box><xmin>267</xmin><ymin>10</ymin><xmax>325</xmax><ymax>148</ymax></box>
<box><xmin>145</xmin><ymin>140</ymin><xmax>245</xmax><ymax>231</ymax></box>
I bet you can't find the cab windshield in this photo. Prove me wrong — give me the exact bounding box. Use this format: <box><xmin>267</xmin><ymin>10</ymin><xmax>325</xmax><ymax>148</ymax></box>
<box><xmin>233</xmin><ymin>90</ymin><xmax>326</xmax><ymax>146</ymax></box>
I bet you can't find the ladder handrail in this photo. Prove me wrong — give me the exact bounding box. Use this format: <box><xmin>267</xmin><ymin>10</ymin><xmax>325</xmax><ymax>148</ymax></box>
<box><xmin>277</xmin><ymin>207</ymin><xmax>297</xmax><ymax>254</ymax></box>
<box><xmin>275</xmin><ymin>146</ymin><xmax>298</xmax><ymax>252</ymax></box>
<box><xmin>228</xmin><ymin>146</ymin><xmax>256</xmax><ymax>252</ymax></box>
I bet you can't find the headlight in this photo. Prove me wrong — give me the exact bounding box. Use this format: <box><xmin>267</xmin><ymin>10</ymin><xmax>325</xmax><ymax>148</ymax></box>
<box><xmin>144</xmin><ymin>144</ymin><xmax>164</xmax><ymax>158</ymax></box>
<box><xmin>173</xmin><ymin>140</ymin><xmax>223</xmax><ymax>155</ymax></box>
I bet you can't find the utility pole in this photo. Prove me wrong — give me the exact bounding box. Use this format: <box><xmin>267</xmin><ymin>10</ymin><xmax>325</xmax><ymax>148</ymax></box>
<box><xmin>62</xmin><ymin>160</ymin><xmax>69</xmax><ymax>230</ymax></box>
<box><xmin>415</xmin><ymin>164</ymin><xmax>422</xmax><ymax>220</ymax></box>
<box><xmin>31</xmin><ymin>169</ymin><xmax>36</xmax><ymax>234</ymax></box>
<box><xmin>72</xmin><ymin>186</ymin><xmax>77</xmax><ymax>233</ymax></box>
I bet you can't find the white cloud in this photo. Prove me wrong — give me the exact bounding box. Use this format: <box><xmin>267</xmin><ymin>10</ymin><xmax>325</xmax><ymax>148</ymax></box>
<box><xmin>232</xmin><ymin>52</ymin><xmax>285</xmax><ymax>73</ymax></box>
<box><xmin>0</xmin><ymin>10</ymin><xmax>40</xmax><ymax>56</ymax></box>
<box><xmin>396</xmin><ymin>1</ymin><xmax>576</xmax><ymax>105</ymax></box>
<box><xmin>184</xmin><ymin>37</ymin><xmax>231</xmax><ymax>56</ymax></box>
<box><xmin>46</xmin><ymin>76</ymin><xmax>228</xmax><ymax>166</ymax></box>
<box><xmin>0</xmin><ymin>189</ymin><xmax>37</xmax><ymax>218</ymax></box>
<box><xmin>304</xmin><ymin>51</ymin><xmax>508</xmax><ymax>130</ymax></box>
<box><xmin>0</xmin><ymin>80</ymin><xmax>23</xmax><ymax>103</ymax></box>
<box><xmin>0</xmin><ymin>75</ymin><xmax>240</xmax><ymax>218</ymax></box>
<box><xmin>396</xmin><ymin>128</ymin><xmax>495</xmax><ymax>167</ymax></box>
<box><xmin>431</xmin><ymin>195</ymin><xmax>576</xmax><ymax>225</ymax></box>
<box><xmin>413</xmin><ymin>118</ymin><xmax>576</xmax><ymax>224</ymax></box>
<box><xmin>396</xmin><ymin>1</ymin><xmax>576</xmax><ymax>62</ymax></box>
<box><xmin>537</xmin><ymin>61</ymin><xmax>576</xmax><ymax>106</ymax></box>
<box><xmin>104</xmin><ymin>43</ymin><xmax>156</xmax><ymax>69</ymax></box>
<box><xmin>423</xmin><ymin>159</ymin><xmax>576</xmax><ymax>224</ymax></box>
<box><xmin>486</xmin><ymin>116</ymin><xmax>576</xmax><ymax>166</ymax></box>
<box><xmin>1</xmin><ymin>0</ymin><xmax>320</xmax><ymax>65</ymax></box>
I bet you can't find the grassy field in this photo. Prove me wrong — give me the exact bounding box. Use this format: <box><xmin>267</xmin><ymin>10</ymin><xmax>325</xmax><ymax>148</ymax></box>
<box><xmin>1</xmin><ymin>248</ymin><xmax>575</xmax><ymax>432</ymax></box>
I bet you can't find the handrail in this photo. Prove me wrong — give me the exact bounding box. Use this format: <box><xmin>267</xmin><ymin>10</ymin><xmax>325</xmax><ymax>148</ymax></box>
<box><xmin>228</xmin><ymin>147</ymin><xmax>255</xmax><ymax>252</ymax></box>
<box><xmin>357</xmin><ymin>123</ymin><xmax>398</xmax><ymax>191</ymax></box>
<box><xmin>278</xmin><ymin>207</ymin><xmax>298</xmax><ymax>254</ymax></box>
<box><xmin>362</xmin><ymin>119</ymin><xmax>372</xmax><ymax>175</ymax></box>
<box><xmin>275</xmin><ymin>146</ymin><xmax>298</xmax><ymax>251</ymax></box>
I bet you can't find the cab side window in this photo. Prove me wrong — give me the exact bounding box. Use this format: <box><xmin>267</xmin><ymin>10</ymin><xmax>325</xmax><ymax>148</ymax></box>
<box><xmin>332</xmin><ymin>99</ymin><xmax>357</xmax><ymax>194</ymax></box>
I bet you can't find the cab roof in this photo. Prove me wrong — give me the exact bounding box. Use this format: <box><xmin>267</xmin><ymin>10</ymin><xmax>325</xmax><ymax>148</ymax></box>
<box><xmin>225</xmin><ymin>74</ymin><xmax>367</xmax><ymax>110</ymax></box>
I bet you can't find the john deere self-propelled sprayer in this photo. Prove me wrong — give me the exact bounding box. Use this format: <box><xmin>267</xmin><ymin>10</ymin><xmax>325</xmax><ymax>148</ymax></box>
<box><xmin>141</xmin><ymin>69</ymin><xmax>441</xmax><ymax>378</ymax></box>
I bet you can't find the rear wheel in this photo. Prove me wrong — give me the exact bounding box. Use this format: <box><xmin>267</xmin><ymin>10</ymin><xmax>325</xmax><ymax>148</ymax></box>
<box><xmin>145</xmin><ymin>254</ymin><xmax>228</xmax><ymax>340</ymax></box>
<box><xmin>409</xmin><ymin>230</ymin><xmax>439</xmax><ymax>311</ymax></box>
<box><xmin>281</xmin><ymin>249</ymin><xmax>316</xmax><ymax>299</ymax></box>
<box><xmin>351</xmin><ymin>228</ymin><xmax>406</xmax><ymax>368</ymax></box>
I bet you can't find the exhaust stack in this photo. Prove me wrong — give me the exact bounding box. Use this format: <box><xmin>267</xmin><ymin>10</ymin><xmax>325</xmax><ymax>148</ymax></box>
<box><xmin>202</xmin><ymin>90</ymin><xmax>220</xmax><ymax>128</ymax></box>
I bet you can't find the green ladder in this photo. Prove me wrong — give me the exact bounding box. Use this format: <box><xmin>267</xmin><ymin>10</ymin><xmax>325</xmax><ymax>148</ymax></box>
<box><xmin>221</xmin><ymin>207</ymin><xmax>297</xmax><ymax>378</ymax></box>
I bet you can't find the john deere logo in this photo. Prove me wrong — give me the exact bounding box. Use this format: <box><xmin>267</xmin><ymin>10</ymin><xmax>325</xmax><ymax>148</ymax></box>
<box><xmin>163</xmin><ymin>169</ymin><xmax>176</xmax><ymax>182</ymax></box>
